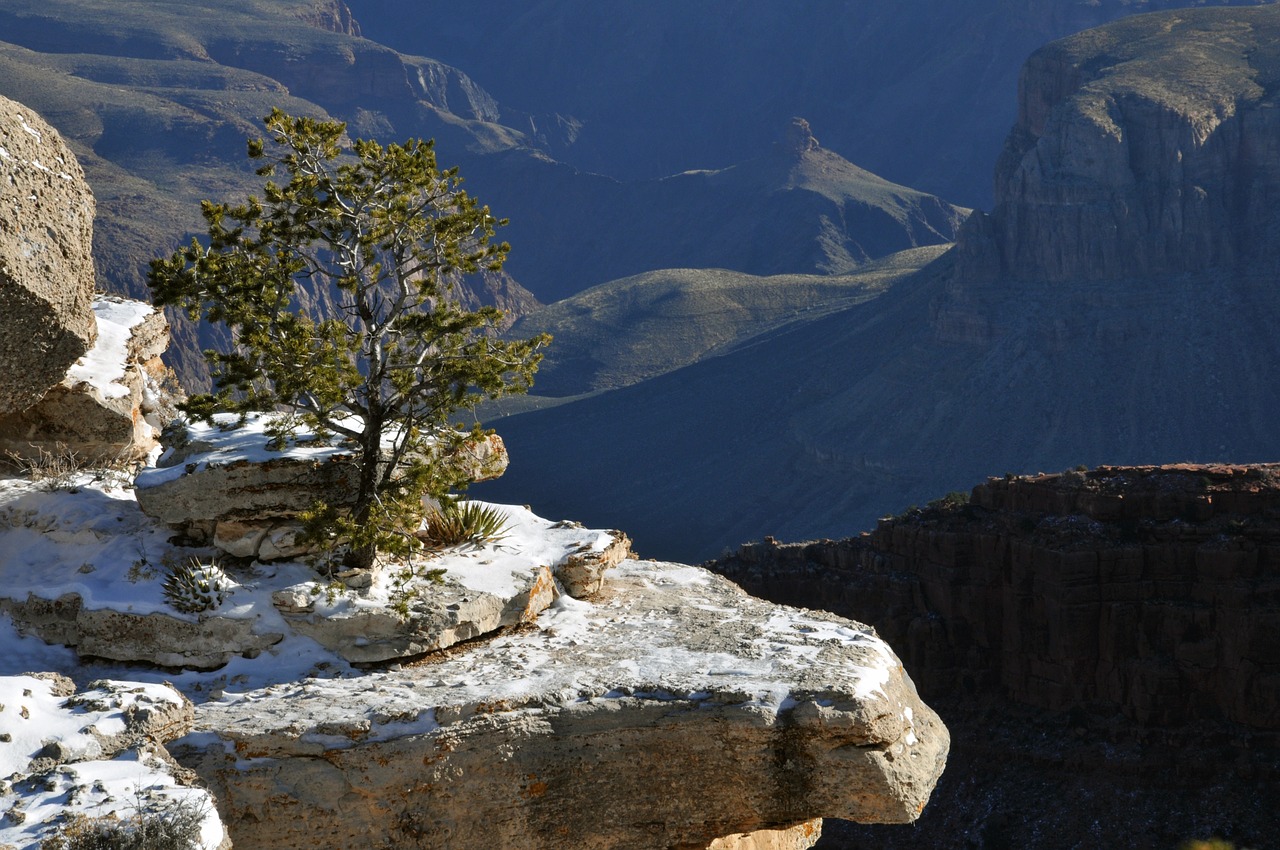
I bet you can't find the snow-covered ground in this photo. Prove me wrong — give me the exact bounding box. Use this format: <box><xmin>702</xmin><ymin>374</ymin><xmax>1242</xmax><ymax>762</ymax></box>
<box><xmin>0</xmin><ymin>425</ymin><xmax>910</xmax><ymax>848</ymax></box>
<box><xmin>0</xmin><ymin>464</ymin><xmax>617</xmax><ymax>849</ymax></box>
<box><xmin>64</xmin><ymin>297</ymin><xmax>153</xmax><ymax>400</ymax></box>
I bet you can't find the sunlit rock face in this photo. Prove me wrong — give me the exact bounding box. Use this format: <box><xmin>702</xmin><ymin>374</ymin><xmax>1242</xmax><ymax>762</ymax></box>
<box><xmin>175</xmin><ymin>560</ymin><xmax>948</xmax><ymax>850</ymax></box>
<box><xmin>0</xmin><ymin>96</ymin><xmax>96</xmax><ymax>414</ymax></box>
<box><xmin>0</xmin><ymin>296</ymin><xmax>178</xmax><ymax>464</ymax></box>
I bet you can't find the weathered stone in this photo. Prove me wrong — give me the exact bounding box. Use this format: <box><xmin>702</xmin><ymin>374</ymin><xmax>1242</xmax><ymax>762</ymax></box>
<box><xmin>0</xmin><ymin>297</ymin><xmax>177</xmax><ymax>464</ymax></box>
<box><xmin>557</xmin><ymin>526</ymin><xmax>633</xmax><ymax>597</ymax></box>
<box><xmin>0</xmin><ymin>97</ymin><xmax>96</xmax><ymax>414</ymax></box>
<box><xmin>707</xmin><ymin>820</ymin><xmax>823</xmax><ymax>850</ymax></box>
<box><xmin>134</xmin><ymin>415</ymin><xmax>510</xmax><ymax>560</ymax></box>
<box><xmin>277</xmin><ymin>564</ymin><xmax>557</xmax><ymax>664</ymax></box>
<box><xmin>0</xmin><ymin>592</ymin><xmax>284</xmax><ymax>670</ymax></box>
<box><xmin>175</xmin><ymin>560</ymin><xmax>947</xmax><ymax>850</ymax></box>
<box><xmin>265</xmin><ymin>511</ymin><xmax>624</xmax><ymax>663</ymax></box>
<box><xmin>712</xmin><ymin>463</ymin><xmax>1280</xmax><ymax>730</ymax></box>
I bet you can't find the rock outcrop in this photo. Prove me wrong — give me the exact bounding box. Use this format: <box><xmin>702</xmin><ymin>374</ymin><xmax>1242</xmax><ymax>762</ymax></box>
<box><xmin>0</xmin><ymin>470</ymin><xmax>629</xmax><ymax>668</ymax></box>
<box><xmin>712</xmin><ymin>464</ymin><xmax>1280</xmax><ymax>729</ymax></box>
<box><xmin>0</xmin><ymin>96</ymin><xmax>96</xmax><ymax>415</ymax></box>
<box><xmin>957</xmin><ymin>5</ymin><xmax>1280</xmax><ymax>283</ymax></box>
<box><xmin>134</xmin><ymin>415</ymin><xmax>509</xmax><ymax>561</ymax></box>
<box><xmin>0</xmin><ymin>461</ymin><xmax>945</xmax><ymax>848</ymax></box>
<box><xmin>174</xmin><ymin>559</ymin><xmax>947</xmax><ymax>850</ymax></box>
<box><xmin>0</xmin><ymin>592</ymin><xmax>286</xmax><ymax>671</ymax></box>
<box><xmin>710</xmin><ymin>464</ymin><xmax>1280</xmax><ymax>848</ymax></box>
<box><xmin>0</xmin><ymin>295</ymin><xmax>180</xmax><ymax>464</ymax></box>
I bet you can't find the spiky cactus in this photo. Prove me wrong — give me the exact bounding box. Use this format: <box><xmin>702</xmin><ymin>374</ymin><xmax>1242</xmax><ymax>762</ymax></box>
<box><xmin>162</xmin><ymin>559</ymin><xmax>228</xmax><ymax>614</ymax></box>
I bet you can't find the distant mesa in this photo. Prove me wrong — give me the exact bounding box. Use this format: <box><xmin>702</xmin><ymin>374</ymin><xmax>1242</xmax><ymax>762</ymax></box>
<box><xmin>957</xmin><ymin>4</ymin><xmax>1280</xmax><ymax>283</ymax></box>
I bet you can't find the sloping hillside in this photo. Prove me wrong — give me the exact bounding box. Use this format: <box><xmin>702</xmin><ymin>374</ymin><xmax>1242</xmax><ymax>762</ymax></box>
<box><xmin>351</xmin><ymin>0</ymin><xmax>1271</xmax><ymax>207</ymax></box>
<box><xmin>477</xmin><ymin>5</ymin><xmax>1280</xmax><ymax>562</ymax></box>
<box><xmin>0</xmin><ymin>0</ymin><xmax>966</xmax><ymax>387</ymax></box>
<box><xmin>508</xmin><ymin>246</ymin><xmax>948</xmax><ymax>398</ymax></box>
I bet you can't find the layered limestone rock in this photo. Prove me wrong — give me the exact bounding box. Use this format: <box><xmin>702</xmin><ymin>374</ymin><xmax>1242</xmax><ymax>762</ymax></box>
<box><xmin>270</xmin><ymin>513</ymin><xmax>632</xmax><ymax>664</ymax></box>
<box><xmin>0</xmin><ymin>674</ymin><xmax>229</xmax><ymax>850</ymax></box>
<box><xmin>0</xmin><ymin>592</ymin><xmax>286</xmax><ymax>671</ymax></box>
<box><xmin>0</xmin><ymin>295</ymin><xmax>179</xmax><ymax>464</ymax></box>
<box><xmin>0</xmin><ymin>96</ymin><xmax>97</xmax><ymax>414</ymax></box>
<box><xmin>134</xmin><ymin>415</ymin><xmax>509</xmax><ymax>561</ymax></box>
<box><xmin>712</xmin><ymin>464</ymin><xmax>1280</xmax><ymax>730</ymax></box>
<box><xmin>0</xmin><ymin>470</ymin><xmax>629</xmax><ymax>669</ymax></box>
<box><xmin>173</xmin><ymin>560</ymin><xmax>948</xmax><ymax>850</ymax></box>
<box><xmin>957</xmin><ymin>5</ymin><xmax>1280</xmax><ymax>283</ymax></box>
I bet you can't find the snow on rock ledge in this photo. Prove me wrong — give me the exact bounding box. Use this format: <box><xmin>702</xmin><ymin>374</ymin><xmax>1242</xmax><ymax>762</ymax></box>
<box><xmin>135</xmin><ymin>414</ymin><xmax>510</xmax><ymax>561</ymax></box>
<box><xmin>175</xmin><ymin>560</ymin><xmax>949</xmax><ymax>850</ymax></box>
<box><xmin>0</xmin><ymin>674</ymin><xmax>229</xmax><ymax>850</ymax></box>
<box><xmin>0</xmin><ymin>295</ymin><xmax>179</xmax><ymax>464</ymax></box>
<box><xmin>0</xmin><ymin>475</ymin><xmax>629</xmax><ymax>668</ymax></box>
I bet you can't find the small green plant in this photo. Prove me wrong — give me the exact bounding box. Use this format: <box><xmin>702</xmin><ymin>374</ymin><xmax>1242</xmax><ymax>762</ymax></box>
<box><xmin>308</xmin><ymin>578</ymin><xmax>352</xmax><ymax>606</ymax></box>
<box><xmin>387</xmin><ymin>562</ymin><xmax>448</xmax><ymax>619</ymax></box>
<box><xmin>39</xmin><ymin>797</ymin><xmax>206</xmax><ymax>850</ymax></box>
<box><xmin>126</xmin><ymin>559</ymin><xmax>159</xmax><ymax>583</ymax></box>
<box><xmin>2</xmin><ymin>444</ymin><xmax>138</xmax><ymax>492</ymax></box>
<box><xmin>162</xmin><ymin>559</ymin><xmax>228</xmax><ymax>614</ymax></box>
<box><xmin>420</xmin><ymin>501</ymin><xmax>509</xmax><ymax>549</ymax></box>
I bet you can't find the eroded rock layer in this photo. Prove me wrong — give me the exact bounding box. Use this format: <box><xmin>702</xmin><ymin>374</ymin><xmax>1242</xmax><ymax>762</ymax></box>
<box><xmin>712</xmin><ymin>464</ymin><xmax>1280</xmax><ymax>729</ymax></box>
<box><xmin>174</xmin><ymin>560</ymin><xmax>948</xmax><ymax>850</ymax></box>
<box><xmin>958</xmin><ymin>5</ymin><xmax>1280</xmax><ymax>283</ymax></box>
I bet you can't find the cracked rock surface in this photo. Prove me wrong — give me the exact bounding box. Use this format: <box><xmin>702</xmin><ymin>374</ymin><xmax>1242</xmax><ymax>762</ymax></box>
<box><xmin>176</xmin><ymin>560</ymin><xmax>948</xmax><ymax>850</ymax></box>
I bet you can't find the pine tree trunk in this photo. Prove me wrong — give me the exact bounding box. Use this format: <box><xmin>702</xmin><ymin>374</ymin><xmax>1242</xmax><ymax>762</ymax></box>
<box><xmin>342</xmin><ymin>421</ymin><xmax>384</xmax><ymax>570</ymax></box>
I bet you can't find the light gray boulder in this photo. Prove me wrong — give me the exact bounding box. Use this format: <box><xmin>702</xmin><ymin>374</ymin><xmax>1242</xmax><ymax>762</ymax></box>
<box><xmin>0</xmin><ymin>97</ymin><xmax>96</xmax><ymax>414</ymax></box>
<box><xmin>175</xmin><ymin>560</ymin><xmax>948</xmax><ymax>850</ymax></box>
<box><xmin>0</xmin><ymin>592</ymin><xmax>284</xmax><ymax>671</ymax></box>
<box><xmin>270</xmin><ymin>516</ymin><xmax>631</xmax><ymax>664</ymax></box>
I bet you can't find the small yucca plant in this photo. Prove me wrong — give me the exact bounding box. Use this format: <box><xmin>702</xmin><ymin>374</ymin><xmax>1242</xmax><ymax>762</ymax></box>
<box><xmin>420</xmin><ymin>501</ymin><xmax>508</xmax><ymax>549</ymax></box>
<box><xmin>162</xmin><ymin>559</ymin><xmax>228</xmax><ymax>614</ymax></box>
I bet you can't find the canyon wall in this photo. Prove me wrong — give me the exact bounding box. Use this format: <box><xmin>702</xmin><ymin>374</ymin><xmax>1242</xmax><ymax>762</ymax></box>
<box><xmin>958</xmin><ymin>5</ymin><xmax>1280</xmax><ymax>282</ymax></box>
<box><xmin>713</xmin><ymin>465</ymin><xmax>1280</xmax><ymax>730</ymax></box>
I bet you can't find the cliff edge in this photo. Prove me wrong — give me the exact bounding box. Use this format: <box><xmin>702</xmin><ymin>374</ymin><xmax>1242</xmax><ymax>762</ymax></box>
<box><xmin>959</xmin><ymin>4</ymin><xmax>1280</xmax><ymax>282</ymax></box>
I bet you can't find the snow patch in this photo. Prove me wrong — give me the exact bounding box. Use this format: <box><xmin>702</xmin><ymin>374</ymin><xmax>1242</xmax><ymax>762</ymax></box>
<box><xmin>17</xmin><ymin>114</ymin><xmax>41</xmax><ymax>142</ymax></box>
<box><xmin>65</xmin><ymin>297</ymin><xmax>154</xmax><ymax>401</ymax></box>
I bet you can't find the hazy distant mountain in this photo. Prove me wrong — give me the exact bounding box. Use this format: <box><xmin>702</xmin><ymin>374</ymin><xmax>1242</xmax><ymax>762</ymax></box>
<box><xmin>477</xmin><ymin>4</ymin><xmax>1280</xmax><ymax>562</ymax></box>
<box><xmin>352</xmin><ymin>0</ymin><xmax>1271</xmax><ymax>207</ymax></box>
<box><xmin>508</xmin><ymin>245</ymin><xmax>950</xmax><ymax>398</ymax></box>
<box><xmin>487</xmin><ymin>118</ymin><xmax>967</xmax><ymax>303</ymax></box>
<box><xmin>0</xmin><ymin>0</ymin><xmax>550</xmax><ymax>386</ymax></box>
<box><xmin>0</xmin><ymin>1</ymin><xmax>966</xmax><ymax>387</ymax></box>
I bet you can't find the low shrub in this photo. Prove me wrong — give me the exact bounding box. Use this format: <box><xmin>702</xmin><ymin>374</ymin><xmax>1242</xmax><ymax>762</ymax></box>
<box><xmin>39</xmin><ymin>797</ymin><xmax>206</xmax><ymax>850</ymax></box>
<box><xmin>419</xmin><ymin>501</ymin><xmax>508</xmax><ymax>549</ymax></box>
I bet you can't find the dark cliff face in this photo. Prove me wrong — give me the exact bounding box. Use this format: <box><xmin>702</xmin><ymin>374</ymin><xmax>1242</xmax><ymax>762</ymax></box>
<box><xmin>712</xmin><ymin>465</ymin><xmax>1280</xmax><ymax>849</ymax></box>
<box><xmin>715</xmin><ymin>465</ymin><xmax>1280</xmax><ymax>730</ymax></box>
<box><xmin>959</xmin><ymin>5</ymin><xmax>1280</xmax><ymax>282</ymax></box>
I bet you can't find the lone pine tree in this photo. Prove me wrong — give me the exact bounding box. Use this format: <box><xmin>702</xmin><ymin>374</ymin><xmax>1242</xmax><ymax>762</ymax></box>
<box><xmin>149</xmin><ymin>109</ymin><xmax>548</xmax><ymax>569</ymax></box>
